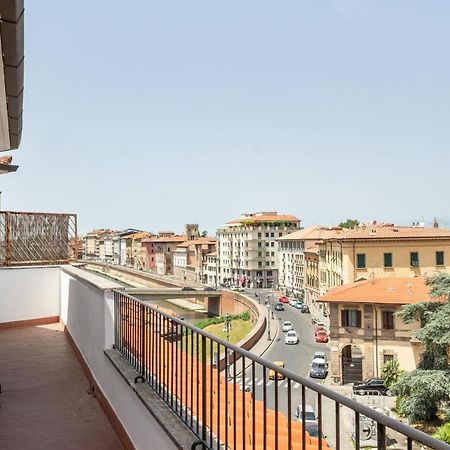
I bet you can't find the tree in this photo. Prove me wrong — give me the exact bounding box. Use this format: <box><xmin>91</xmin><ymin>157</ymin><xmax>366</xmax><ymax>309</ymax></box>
<box><xmin>381</xmin><ymin>359</ymin><xmax>403</xmax><ymax>387</ymax></box>
<box><xmin>338</xmin><ymin>218</ymin><xmax>359</xmax><ymax>229</ymax></box>
<box><xmin>393</xmin><ymin>273</ymin><xmax>450</xmax><ymax>423</ymax></box>
<box><xmin>201</xmin><ymin>230</ymin><xmax>208</xmax><ymax>237</ymax></box>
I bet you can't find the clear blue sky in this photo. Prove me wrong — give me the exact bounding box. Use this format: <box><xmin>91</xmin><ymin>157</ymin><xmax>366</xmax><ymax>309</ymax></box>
<box><xmin>2</xmin><ymin>1</ymin><xmax>450</xmax><ymax>234</ymax></box>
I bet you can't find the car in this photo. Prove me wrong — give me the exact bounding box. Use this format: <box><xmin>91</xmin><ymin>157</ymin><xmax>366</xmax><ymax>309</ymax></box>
<box><xmin>294</xmin><ymin>404</ymin><xmax>317</xmax><ymax>423</ymax></box>
<box><xmin>314</xmin><ymin>325</ymin><xmax>326</xmax><ymax>336</ymax></box>
<box><xmin>353</xmin><ymin>378</ymin><xmax>393</xmax><ymax>396</ymax></box>
<box><xmin>311</xmin><ymin>317</ymin><xmax>319</xmax><ymax>324</ymax></box>
<box><xmin>274</xmin><ymin>303</ymin><xmax>285</xmax><ymax>311</ymax></box>
<box><xmin>239</xmin><ymin>383</ymin><xmax>252</xmax><ymax>393</ymax></box>
<box><xmin>315</xmin><ymin>331</ymin><xmax>329</xmax><ymax>343</ymax></box>
<box><xmin>305</xmin><ymin>422</ymin><xmax>320</xmax><ymax>438</ymax></box>
<box><xmin>289</xmin><ymin>298</ymin><xmax>297</xmax><ymax>306</ymax></box>
<box><xmin>268</xmin><ymin>361</ymin><xmax>285</xmax><ymax>380</ymax></box>
<box><xmin>313</xmin><ymin>351</ymin><xmax>327</xmax><ymax>361</ymax></box>
<box><xmin>204</xmin><ymin>286</ymin><xmax>215</xmax><ymax>291</ymax></box>
<box><xmin>294</xmin><ymin>301</ymin><xmax>303</xmax><ymax>309</ymax></box>
<box><xmin>278</xmin><ymin>296</ymin><xmax>289</xmax><ymax>303</ymax></box>
<box><xmin>231</xmin><ymin>286</ymin><xmax>245</xmax><ymax>292</ymax></box>
<box><xmin>300</xmin><ymin>304</ymin><xmax>310</xmax><ymax>313</ymax></box>
<box><xmin>316</xmin><ymin>321</ymin><xmax>325</xmax><ymax>328</ymax></box>
<box><xmin>282</xmin><ymin>321</ymin><xmax>294</xmax><ymax>332</ymax></box>
<box><xmin>285</xmin><ymin>330</ymin><xmax>299</xmax><ymax>345</ymax></box>
<box><xmin>309</xmin><ymin>357</ymin><xmax>328</xmax><ymax>379</ymax></box>
<box><xmin>182</xmin><ymin>286</ymin><xmax>196</xmax><ymax>291</ymax></box>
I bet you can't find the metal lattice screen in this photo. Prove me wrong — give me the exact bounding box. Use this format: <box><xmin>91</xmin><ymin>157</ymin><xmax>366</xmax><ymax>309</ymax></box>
<box><xmin>0</xmin><ymin>211</ymin><xmax>77</xmax><ymax>266</ymax></box>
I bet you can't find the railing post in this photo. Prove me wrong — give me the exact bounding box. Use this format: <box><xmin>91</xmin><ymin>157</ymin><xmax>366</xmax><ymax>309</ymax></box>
<box><xmin>201</xmin><ymin>335</ymin><xmax>207</xmax><ymax>442</ymax></box>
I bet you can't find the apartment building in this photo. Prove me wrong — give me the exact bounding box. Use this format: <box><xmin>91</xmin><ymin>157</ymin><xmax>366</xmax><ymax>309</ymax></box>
<box><xmin>173</xmin><ymin>237</ymin><xmax>216</xmax><ymax>283</ymax></box>
<box><xmin>318</xmin><ymin>277</ymin><xmax>429</xmax><ymax>384</ymax></box>
<box><xmin>83</xmin><ymin>229</ymin><xmax>114</xmax><ymax>260</ymax></box>
<box><xmin>203</xmin><ymin>251</ymin><xmax>218</xmax><ymax>287</ymax></box>
<box><xmin>142</xmin><ymin>234</ymin><xmax>186</xmax><ymax>275</ymax></box>
<box><xmin>277</xmin><ymin>226</ymin><xmax>346</xmax><ymax>298</ymax></box>
<box><xmin>217</xmin><ymin>212</ymin><xmax>300</xmax><ymax>288</ymax></box>
<box><xmin>305</xmin><ymin>246</ymin><xmax>320</xmax><ymax>304</ymax></box>
<box><xmin>318</xmin><ymin>224</ymin><xmax>450</xmax><ymax>295</ymax></box>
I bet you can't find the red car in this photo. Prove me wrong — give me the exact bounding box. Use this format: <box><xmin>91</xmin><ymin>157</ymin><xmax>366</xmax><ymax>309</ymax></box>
<box><xmin>316</xmin><ymin>331</ymin><xmax>329</xmax><ymax>343</ymax></box>
<box><xmin>278</xmin><ymin>296</ymin><xmax>289</xmax><ymax>303</ymax></box>
<box><xmin>314</xmin><ymin>325</ymin><xmax>326</xmax><ymax>336</ymax></box>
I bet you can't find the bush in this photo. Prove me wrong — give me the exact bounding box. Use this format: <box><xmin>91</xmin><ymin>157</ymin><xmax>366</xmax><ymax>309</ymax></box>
<box><xmin>381</xmin><ymin>359</ymin><xmax>403</xmax><ymax>387</ymax></box>
<box><xmin>434</xmin><ymin>423</ymin><xmax>450</xmax><ymax>444</ymax></box>
<box><xmin>195</xmin><ymin>311</ymin><xmax>251</xmax><ymax>329</ymax></box>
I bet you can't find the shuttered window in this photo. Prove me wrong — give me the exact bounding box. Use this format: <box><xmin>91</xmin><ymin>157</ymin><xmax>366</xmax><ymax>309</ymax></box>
<box><xmin>341</xmin><ymin>309</ymin><xmax>361</xmax><ymax>328</ymax></box>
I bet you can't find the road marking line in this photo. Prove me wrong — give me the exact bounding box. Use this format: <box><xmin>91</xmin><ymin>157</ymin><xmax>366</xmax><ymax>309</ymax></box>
<box><xmin>257</xmin><ymin>379</ymin><xmax>264</xmax><ymax>386</ymax></box>
<box><xmin>293</xmin><ymin>382</ymin><xmax>301</xmax><ymax>389</ymax></box>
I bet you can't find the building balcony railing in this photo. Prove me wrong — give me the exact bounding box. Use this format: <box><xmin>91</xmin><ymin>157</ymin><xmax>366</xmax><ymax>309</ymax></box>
<box><xmin>112</xmin><ymin>290</ymin><xmax>448</xmax><ymax>450</ymax></box>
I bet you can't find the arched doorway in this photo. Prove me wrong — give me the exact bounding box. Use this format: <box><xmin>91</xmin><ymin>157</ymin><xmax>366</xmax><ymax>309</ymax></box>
<box><xmin>341</xmin><ymin>344</ymin><xmax>363</xmax><ymax>384</ymax></box>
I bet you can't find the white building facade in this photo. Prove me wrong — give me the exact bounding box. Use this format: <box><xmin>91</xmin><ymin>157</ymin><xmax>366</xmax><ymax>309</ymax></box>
<box><xmin>216</xmin><ymin>212</ymin><xmax>300</xmax><ymax>289</ymax></box>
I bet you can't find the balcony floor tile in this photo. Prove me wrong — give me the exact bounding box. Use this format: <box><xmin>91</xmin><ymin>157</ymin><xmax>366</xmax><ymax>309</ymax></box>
<box><xmin>0</xmin><ymin>323</ymin><xmax>123</xmax><ymax>450</ymax></box>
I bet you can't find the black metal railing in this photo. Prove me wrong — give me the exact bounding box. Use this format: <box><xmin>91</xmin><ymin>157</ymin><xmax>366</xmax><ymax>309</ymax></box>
<box><xmin>113</xmin><ymin>291</ymin><xmax>449</xmax><ymax>450</ymax></box>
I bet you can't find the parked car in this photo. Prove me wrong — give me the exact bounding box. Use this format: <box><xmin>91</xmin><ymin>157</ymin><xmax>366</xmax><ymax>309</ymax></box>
<box><xmin>289</xmin><ymin>298</ymin><xmax>297</xmax><ymax>306</ymax></box>
<box><xmin>300</xmin><ymin>304</ymin><xmax>310</xmax><ymax>313</ymax></box>
<box><xmin>282</xmin><ymin>321</ymin><xmax>294</xmax><ymax>332</ymax></box>
<box><xmin>274</xmin><ymin>303</ymin><xmax>285</xmax><ymax>311</ymax></box>
<box><xmin>182</xmin><ymin>286</ymin><xmax>196</xmax><ymax>291</ymax></box>
<box><xmin>309</xmin><ymin>357</ymin><xmax>328</xmax><ymax>379</ymax></box>
<box><xmin>294</xmin><ymin>404</ymin><xmax>317</xmax><ymax>423</ymax></box>
<box><xmin>240</xmin><ymin>383</ymin><xmax>252</xmax><ymax>393</ymax></box>
<box><xmin>316</xmin><ymin>321</ymin><xmax>325</xmax><ymax>328</ymax></box>
<box><xmin>294</xmin><ymin>301</ymin><xmax>303</xmax><ymax>309</ymax></box>
<box><xmin>268</xmin><ymin>361</ymin><xmax>285</xmax><ymax>380</ymax></box>
<box><xmin>311</xmin><ymin>317</ymin><xmax>319</xmax><ymax>324</ymax></box>
<box><xmin>285</xmin><ymin>330</ymin><xmax>299</xmax><ymax>345</ymax></box>
<box><xmin>204</xmin><ymin>286</ymin><xmax>215</xmax><ymax>291</ymax></box>
<box><xmin>353</xmin><ymin>378</ymin><xmax>392</xmax><ymax>396</ymax></box>
<box><xmin>313</xmin><ymin>351</ymin><xmax>327</xmax><ymax>361</ymax></box>
<box><xmin>278</xmin><ymin>296</ymin><xmax>289</xmax><ymax>303</ymax></box>
<box><xmin>315</xmin><ymin>331</ymin><xmax>329</xmax><ymax>343</ymax></box>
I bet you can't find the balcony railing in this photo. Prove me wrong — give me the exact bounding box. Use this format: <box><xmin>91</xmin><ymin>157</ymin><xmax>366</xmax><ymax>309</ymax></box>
<box><xmin>112</xmin><ymin>291</ymin><xmax>448</xmax><ymax>450</ymax></box>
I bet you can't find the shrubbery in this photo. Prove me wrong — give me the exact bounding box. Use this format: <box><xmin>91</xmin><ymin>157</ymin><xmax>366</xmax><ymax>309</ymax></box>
<box><xmin>195</xmin><ymin>311</ymin><xmax>250</xmax><ymax>329</ymax></box>
<box><xmin>434</xmin><ymin>423</ymin><xmax>450</xmax><ymax>444</ymax></box>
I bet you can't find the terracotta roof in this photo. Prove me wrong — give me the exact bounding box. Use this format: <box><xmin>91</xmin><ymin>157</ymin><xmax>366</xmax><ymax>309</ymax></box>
<box><xmin>0</xmin><ymin>156</ymin><xmax>12</xmax><ymax>164</ymax></box>
<box><xmin>305</xmin><ymin>245</ymin><xmax>319</xmax><ymax>254</ymax></box>
<box><xmin>318</xmin><ymin>277</ymin><xmax>432</xmax><ymax>305</ymax></box>
<box><xmin>278</xmin><ymin>226</ymin><xmax>348</xmax><ymax>241</ymax></box>
<box><xmin>227</xmin><ymin>212</ymin><xmax>300</xmax><ymax>225</ymax></box>
<box><xmin>177</xmin><ymin>237</ymin><xmax>216</xmax><ymax>248</ymax></box>
<box><xmin>142</xmin><ymin>235</ymin><xmax>186</xmax><ymax>243</ymax></box>
<box><xmin>329</xmin><ymin>226</ymin><xmax>450</xmax><ymax>241</ymax></box>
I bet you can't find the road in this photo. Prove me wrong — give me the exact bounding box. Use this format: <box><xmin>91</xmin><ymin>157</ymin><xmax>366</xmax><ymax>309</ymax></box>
<box><xmin>232</xmin><ymin>295</ymin><xmax>330</xmax><ymax>417</ymax></box>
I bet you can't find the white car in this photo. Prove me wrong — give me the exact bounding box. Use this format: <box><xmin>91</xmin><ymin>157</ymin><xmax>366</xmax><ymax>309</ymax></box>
<box><xmin>289</xmin><ymin>298</ymin><xmax>297</xmax><ymax>306</ymax></box>
<box><xmin>282</xmin><ymin>321</ymin><xmax>294</xmax><ymax>332</ymax></box>
<box><xmin>285</xmin><ymin>330</ymin><xmax>299</xmax><ymax>345</ymax></box>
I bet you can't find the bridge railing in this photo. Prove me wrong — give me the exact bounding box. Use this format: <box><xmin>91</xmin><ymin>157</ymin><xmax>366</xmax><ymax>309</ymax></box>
<box><xmin>112</xmin><ymin>290</ymin><xmax>449</xmax><ymax>450</ymax></box>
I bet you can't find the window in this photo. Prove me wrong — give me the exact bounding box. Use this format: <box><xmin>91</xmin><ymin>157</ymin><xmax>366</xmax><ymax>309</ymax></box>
<box><xmin>258</xmin><ymin>252</ymin><xmax>262</xmax><ymax>257</ymax></box>
<box><xmin>270</xmin><ymin>232</ymin><xmax>274</xmax><ymax>238</ymax></box>
<box><xmin>356</xmin><ymin>254</ymin><xmax>366</xmax><ymax>269</ymax></box>
<box><xmin>257</xmin><ymin>233</ymin><xmax>261</xmax><ymax>238</ymax></box>
<box><xmin>258</xmin><ymin>242</ymin><xmax>262</xmax><ymax>248</ymax></box>
<box><xmin>266</xmin><ymin>252</ymin><xmax>269</xmax><ymax>257</ymax></box>
<box><xmin>341</xmin><ymin>309</ymin><xmax>361</xmax><ymax>328</ymax></box>
<box><xmin>256</xmin><ymin>271</ymin><xmax>263</xmax><ymax>277</ymax></box>
<box><xmin>265</xmin><ymin>242</ymin><xmax>269</xmax><ymax>247</ymax></box>
<box><xmin>265</xmin><ymin>233</ymin><xmax>269</xmax><ymax>238</ymax></box>
<box><xmin>258</xmin><ymin>262</ymin><xmax>262</xmax><ymax>268</ymax></box>
<box><xmin>267</xmin><ymin>271</ymin><xmax>272</xmax><ymax>276</ymax></box>
<box><xmin>279</xmin><ymin>232</ymin><xmax>282</xmax><ymax>237</ymax></box>
<box><xmin>265</xmin><ymin>261</ymin><xmax>270</xmax><ymax>266</ymax></box>
<box><xmin>271</xmin><ymin>242</ymin><xmax>275</xmax><ymax>247</ymax></box>
<box><xmin>384</xmin><ymin>253</ymin><xmax>393</xmax><ymax>268</ymax></box>
<box><xmin>436</xmin><ymin>251</ymin><xmax>445</xmax><ymax>266</ymax></box>
<box><xmin>383</xmin><ymin>354</ymin><xmax>394</xmax><ymax>364</ymax></box>
<box><xmin>271</xmin><ymin>261</ymin><xmax>275</xmax><ymax>266</ymax></box>
<box><xmin>382</xmin><ymin>311</ymin><xmax>394</xmax><ymax>329</ymax></box>
<box><xmin>410</xmin><ymin>252</ymin><xmax>419</xmax><ymax>267</ymax></box>
<box><xmin>271</xmin><ymin>252</ymin><xmax>275</xmax><ymax>256</ymax></box>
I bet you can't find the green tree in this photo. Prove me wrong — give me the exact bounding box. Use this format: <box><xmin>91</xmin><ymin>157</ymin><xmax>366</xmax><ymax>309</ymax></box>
<box><xmin>393</xmin><ymin>273</ymin><xmax>450</xmax><ymax>423</ymax></box>
<box><xmin>338</xmin><ymin>218</ymin><xmax>360</xmax><ymax>229</ymax></box>
<box><xmin>201</xmin><ymin>230</ymin><xmax>208</xmax><ymax>237</ymax></box>
<box><xmin>381</xmin><ymin>359</ymin><xmax>403</xmax><ymax>387</ymax></box>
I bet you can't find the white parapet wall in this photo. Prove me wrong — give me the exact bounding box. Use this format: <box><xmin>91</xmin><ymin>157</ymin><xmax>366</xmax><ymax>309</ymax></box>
<box><xmin>0</xmin><ymin>266</ymin><xmax>61</xmax><ymax>324</ymax></box>
<box><xmin>60</xmin><ymin>266</ymin><xmax>178</xmax><ymax>450</ymax></box>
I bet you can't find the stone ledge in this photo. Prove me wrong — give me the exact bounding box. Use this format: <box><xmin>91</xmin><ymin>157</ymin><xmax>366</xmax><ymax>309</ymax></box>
<box><xmin>104</xmin><ymin>349</ymin><xmax>199</xmax><ymax>450</ymax></box>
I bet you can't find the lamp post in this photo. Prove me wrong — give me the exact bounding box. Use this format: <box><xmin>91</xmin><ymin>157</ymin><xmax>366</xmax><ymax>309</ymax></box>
<box><xmin>224</xmin><ymin>313</ymin><xmax>231</xmax><ymax>342</ymax></box>
<box><xmin>267</xmin><ymin>303</ymin><xmax>271</xmax><ymax>341</ymax></box>
<box><xmin>270</xmin><ymin>290</ymin><xmax>274</xmax><ymax>319</ymax></box>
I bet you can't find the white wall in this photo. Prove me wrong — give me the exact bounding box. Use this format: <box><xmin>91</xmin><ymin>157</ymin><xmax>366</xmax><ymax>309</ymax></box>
<box><xmin>60</xmin><ymin>268</ymin><xmax>177</xmax><ymax>450</ymax></box>
<box><xmin>0</xmin><ymin>266</ymin><xmax>60</xmax><ymax>324</ymax></box>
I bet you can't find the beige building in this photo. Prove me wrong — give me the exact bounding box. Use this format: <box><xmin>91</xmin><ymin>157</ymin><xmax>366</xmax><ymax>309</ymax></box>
<box><xmin>318</xmin><ymin>224</ymin><xmax>450</xmax><ymax>296</ymax></box>
<box><xmin>217</xmin><ymin>212</ymin><xmax>300</xmax><ymax>288</ymax></box>
<box><xmin>173</xmin><ymin>237</ymin><xmax>216</xmax><ymax>283</ymax></box>
<box><xmin>305</xmin><ymin>246</ymin><xmax>320</xmax><ymax>304</ymax></box>
<box><xmin>203</xmin><ymin>251</ymin><xmax>218</xmax><ymax>287</ymax></box>
<box><xmin>277</xmin><ymin>226</ymin><xmax>345</xmax><ymax>298</ymax></box>
<box><xmin>318</xmin><ymin>277</ymin><xmax>429</xmax><ymax>385</ymax></box>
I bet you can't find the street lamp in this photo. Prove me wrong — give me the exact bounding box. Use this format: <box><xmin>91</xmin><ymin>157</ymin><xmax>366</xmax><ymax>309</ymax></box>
<box><xmin>224</xmin><ymin>313</ymin><xmax>231</xmax><ymax>342</ymax></box>
<box><xmin>267</xmin><ymin>303</ymin><xmax>271</xmax><ymax>341</ymax></box>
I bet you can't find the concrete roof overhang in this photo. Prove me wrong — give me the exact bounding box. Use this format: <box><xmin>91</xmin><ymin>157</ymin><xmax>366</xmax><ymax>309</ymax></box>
<box><xmin>0</xmin><ymin>0</ymin><xmax>24</xmax><ymax>153</ymax></box>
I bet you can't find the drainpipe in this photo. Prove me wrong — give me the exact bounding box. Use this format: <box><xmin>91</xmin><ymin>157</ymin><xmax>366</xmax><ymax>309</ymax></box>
<box><xmin>374</xmin><ymin>304</ymin><xmax>379</xmax><ymax>377</ymax></box>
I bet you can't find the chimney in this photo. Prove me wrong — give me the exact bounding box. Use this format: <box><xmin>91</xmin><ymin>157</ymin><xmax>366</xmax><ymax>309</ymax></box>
<box><xmin>433</xmin><ymin>218</ymin><xmax>439</xmax><ymax>228</ymax></box>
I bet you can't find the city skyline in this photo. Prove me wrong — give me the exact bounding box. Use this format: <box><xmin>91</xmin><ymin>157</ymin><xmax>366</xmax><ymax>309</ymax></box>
<box><xmin>2</xmin><ymin>1</ymin><xmax>450</xmax><ymax>234</ymax></box>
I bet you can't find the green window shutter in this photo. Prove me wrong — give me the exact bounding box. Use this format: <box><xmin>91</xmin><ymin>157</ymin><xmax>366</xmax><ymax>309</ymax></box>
<box><xmin>356</xmin><ymin>253</ymin><xmax>366</xmax><ymax>269</ymax></box>
<box><xmin>384</xmin><ymin>253</ymin><xmax>392</xmax><ymax>268</ymax></box>
<box><xmin>436</xmin><ymin>251</ymin><xmax>444</xmax><ymax>266</ymax></box>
